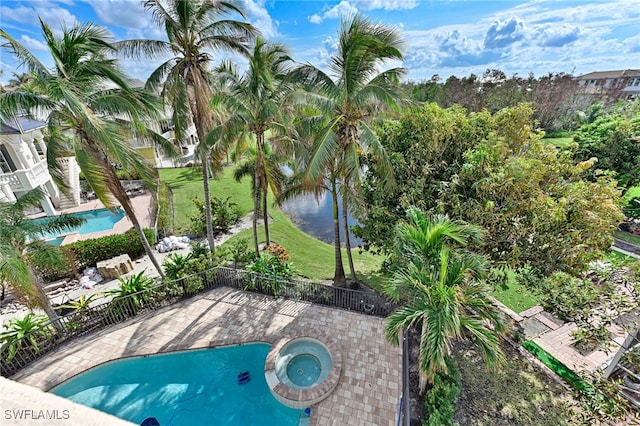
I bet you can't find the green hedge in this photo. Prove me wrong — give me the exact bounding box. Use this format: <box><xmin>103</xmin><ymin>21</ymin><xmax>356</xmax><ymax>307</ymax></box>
<box><xmin>66</xmin><ymin>228</ymin><xmax>155</xmax><ymax>270</ymax></box>
<box><xmin>39</xmin><ymin>229</ymin><xmax>155</xmax><ymax>280</ymax></box>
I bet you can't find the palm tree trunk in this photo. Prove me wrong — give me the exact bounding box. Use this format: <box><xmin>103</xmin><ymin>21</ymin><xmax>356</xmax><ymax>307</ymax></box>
<box><xmin>419</xmin><ymin>319</ymin><xmax>430</xmax><ymax>394</ymax></box>
<box><xmin>331</xmin><ymin>178</ymin><xmax>346</xmax><ymax>287</ymax></box>
<box><xmin>262</xmin><ymin>185</ymin><xmax>270</xmax><ymax>247</ymax></box>
<box><xmin>86</xmin><ymin>143</ymin><xmax>165</xmax><ymax>278</ymax></box>
<box><xmin>253</xmin><ymin>157</ymin><xmax>261</xmax><ymax>256</ymax></box>
<box><xmin>29</xmin><ymin>269</ymin><xmax>63</xmax><ymax>332</ymax></box>
<box><xmin>202</xmin><ymin>152</ymin><xmax>216</xmax><ymax>253</ymax></box>
<box><xmin>257</xmin><ymin>133</ymin><xmax>270</xmax><ymax>247</ymax></box>
<box><xmin>341</xmin><ymin>196</ymin><xmax>357</xmax><ymax>286</ymax></box>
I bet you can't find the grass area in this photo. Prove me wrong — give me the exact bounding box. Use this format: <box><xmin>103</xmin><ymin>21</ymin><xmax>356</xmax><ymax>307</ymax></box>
<box><xmin>158</xmin><ymin>167</ymin><xmax>254</xmax><ymax>234</ymax></box>
<box><xmin>543</xmin><ymin>137</ymin><xmax>574</xmax><ymax>148</ymax></box>
<box><xmin>452</xmin><ymin>340</ymin><xmax>578</xmax><ymax>425</ymax></box>
<box><xmin>491</xmin><ymin>281</ymin><xmax>540</xmax><ymax>313</ymax></box>
<box><xmin>159</xmin><ymin>166</ymin><xmax>386</xmax><ymax>286</ymax></box>
<box><xmin>614</xmin><ymin>230</ymin><xmax>640</xmax><ymax>245</ymax></box>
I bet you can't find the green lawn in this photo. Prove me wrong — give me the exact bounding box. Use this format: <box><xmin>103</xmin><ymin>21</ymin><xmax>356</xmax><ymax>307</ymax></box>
<box><xmin>614</xmin><ymin>230</ymin><xmax>640</xmax><ymax>246</ymax></box>
<box><xmin>159</xmin><ymin>166</ymin><xmax>386</xmax><ymax>286</ymax></box>
<box><xmin>159</xmin><ymin>167</ymin><xmax>254</xmax><ymax>234</ymax></box>
<box><xmin>491</xmin><ymin>281</ymin><xmax>540</xmax><ymax>313</ymax></box>
<box><xmin>543</xmin><ymin>137</ymin><xmax>574</xmax><ymax>148</ymax></box>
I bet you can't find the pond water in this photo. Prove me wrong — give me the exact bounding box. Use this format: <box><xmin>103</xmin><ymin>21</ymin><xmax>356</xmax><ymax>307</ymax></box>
<box><xmin>280</xmin><ymin>192</ymin><xmax>362</xmax><ymax>247</ymax></box>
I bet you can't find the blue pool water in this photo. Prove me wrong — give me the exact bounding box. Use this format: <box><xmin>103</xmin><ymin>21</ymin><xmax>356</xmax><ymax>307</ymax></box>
<box><xmin>51</xmin><ymin>344</ymin><xmax>304</xmax><ymax>426</ymax></box>
<box><xmin>35</xmin><ymin>208</ymin><xmax>125</xmax><ymax>240</ymax></box>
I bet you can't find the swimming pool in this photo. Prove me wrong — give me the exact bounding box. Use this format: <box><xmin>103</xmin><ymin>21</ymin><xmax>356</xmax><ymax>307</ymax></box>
<box><xmin>50</xmin><ymin>344</ymin><xmax>305</xmax><ymax>426</ymax></box>
<box><xmin>35</xmin><ymin>208</ymin><xmax>125</xmax><ymax>241</ymax></box>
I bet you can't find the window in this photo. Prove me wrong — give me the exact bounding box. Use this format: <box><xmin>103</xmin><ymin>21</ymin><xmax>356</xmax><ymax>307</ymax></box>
<box><xmin>0</xmin><ymin>145</ymin><xmax>17</xmax><ymax>173</ymax></box>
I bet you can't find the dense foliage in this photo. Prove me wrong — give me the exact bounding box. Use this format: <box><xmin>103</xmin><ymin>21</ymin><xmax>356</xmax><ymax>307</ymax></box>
<box><xmin>56</xmin><ymin>229</ymin><xmax>156</xmax><ymax>276</ymax></box>
<box><xmin>188</xmin><ymin>196</ymin><xmax>241</xmax><ymax>237</ymax></box>
<box><xmin>573</xmin><ymin>101</ymin><xmax>640</xmax><ymax>189</ymax></box>
<box><xmin>359</xmin><ymin>104</ymin><xmax>624</xmax><ymax>275</ymax></box>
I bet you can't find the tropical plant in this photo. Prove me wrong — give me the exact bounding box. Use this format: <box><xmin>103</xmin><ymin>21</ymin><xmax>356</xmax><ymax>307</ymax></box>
<box><xmin>0</xmin><ymin>313</ymin><xmax>52</xmax><ymax>362</ymax></box>
<box><xmin>0</xmin><ymin>189</ymin><xmax>83</xmax><ymax>326</ymax></box>
<box><xmin>384</xmin><ymin>208</ymin><xmax>506</xmax><ymax>393</ymax></box>
<box><xmin>0</xmin><ymin>21</ymin><xmax>170</xmax><ymax>278</ymax></box>
<box><xmin>230</xmin><ymin>143</ymin><xmax>287</xmax><ymax>254</ymax></box>
<box><xmin>209</xmin><ymin>38</ymin><xmax>295</xmax><ymax>255</ymax></box>
<box><xmin>189</xmin><ymin>196</ymin><xmax>240</xmax><ymax>237</ymax></box>
<box><xmin>291</xmin><ymin>14</ymin><xmax>404</xmax><ymax>286</ymax></box>
<box><xmin>163</xmin><ymin>252</ymin><xmax>194</xmax><ymax>281</ymax></box>
<box><xmin>104</xmin><ymin>270</ymin><xmax>155</xmax><ymax>313</ymax></box>
<box><xmin>117</xmin><ymin>0</ymin><xmax>256</xmax><ymax>253</ymax></box>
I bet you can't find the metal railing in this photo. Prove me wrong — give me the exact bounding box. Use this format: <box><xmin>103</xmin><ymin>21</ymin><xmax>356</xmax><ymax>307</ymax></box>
<box><xmin>1</xmin><ymin>267</ymin><xmax>398</xmax><ymax>377</ymax></box>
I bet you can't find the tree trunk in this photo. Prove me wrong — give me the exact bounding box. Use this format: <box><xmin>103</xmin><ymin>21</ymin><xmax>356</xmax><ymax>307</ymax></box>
<box><xmin>202</xmin><ymin>152</ymin><xmax>216</xmax><ymax>254</ymax></box>
<box><xmin>342</xmin><ymin>196</ymin><xmax>357</xmax><ymax>286</ymax></box>
<box><xmin>419</xmin><ymin>318</ymin><xmax>430</xmax><ymax>394</ymax></box>
<box><xmin>257</xmin><ymin>133</ymin><xmax>270</xmax><ymax>247</ymax></box>
<box><xmin>331</xmin><ymin>179</ymin><xmax>346</xmax><ymax>287</ymax></box>
<box><xmin>86</xmin><ymin>143</ymin><xmax>165</xmax><ymax>278</ymax></box>
<box><xmin>253</xmin><ymin>152</ymin><xmax>261</xmax><ymax>256</ymax></box>
<box><xmin>29</xmin><ymin>269</ymin><xmax>64</xmax><ymax>332</ymax></box>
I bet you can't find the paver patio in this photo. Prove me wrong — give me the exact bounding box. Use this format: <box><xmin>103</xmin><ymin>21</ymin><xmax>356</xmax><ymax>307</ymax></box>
<box><xmin>11</xmin><ymin>287</ymin><xmax>402</xmax><ymax>426</ymax></box>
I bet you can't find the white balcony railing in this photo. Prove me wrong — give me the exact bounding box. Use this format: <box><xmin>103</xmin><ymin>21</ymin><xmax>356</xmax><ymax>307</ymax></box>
<box><xmin>0</xmin><ymin>160</ymin><xmax>51</xmax><ymax>192</ymax></box>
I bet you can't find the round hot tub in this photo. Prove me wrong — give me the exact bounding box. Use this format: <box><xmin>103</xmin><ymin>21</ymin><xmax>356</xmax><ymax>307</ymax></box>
<box><xmin>265</xmin><ymin>337</ymin><xmax>341</xmax><ymax>409</ymax></box>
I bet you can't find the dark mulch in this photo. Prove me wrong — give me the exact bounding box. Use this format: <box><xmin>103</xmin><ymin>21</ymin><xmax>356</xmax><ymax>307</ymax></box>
<box><xmin>406</xmin><ymin>327</ymin><xmax>577</xmax><ymax>426</ymax></box>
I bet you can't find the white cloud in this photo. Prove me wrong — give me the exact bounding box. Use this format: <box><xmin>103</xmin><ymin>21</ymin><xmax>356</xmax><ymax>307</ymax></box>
<box><xmin>88</xmin><ymin>0</ymin><xmax>149</xmax><ymax>29</ymax></box>
<box><xmin>535</xmin><ymin>24</ymin><xmax>581</xmax><ymax>47</ymax></box>
<box><xmin>324</xmin><ymin>1</ymin><xmax>358</xmax><ymax>20</ymax></box>
<box><xmin>1</xmin><ymin>3</ymin><xmax>79</xmax><ymax>28</ymax></box>
<box><xmin>308</xmin><ymin>14</ymin><xmax>323</xmax><ymax>24</ymax></box>
<box><xmin>483</xmin><ymin>17</ymin><xmax>526</xmax><ymax>49</ymax></box>
<box><xmin>244</xmin><ymin>0</ymin><xmax>279</xmax><ymax>39</ymax></box>
<box><xmin>19</xmin><ymin>35</ymin><xmax>48</xmax><ymax>52</ymax></box>
<box><xmin>352</xmin><ymin>0</ymin><xmax>418</xmax><ymax>11</ymax></box>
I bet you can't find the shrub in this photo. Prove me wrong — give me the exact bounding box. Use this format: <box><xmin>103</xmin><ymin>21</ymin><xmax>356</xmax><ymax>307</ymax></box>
<box><xmin>218</xmin><ymin>238</ymin><xmax>254</xmax><ymax>268</ymax></box>
<box><xmin>189</xmin><ymin>196</ymin><xmax>241</xmax><ymax>236</ymax></box>
<box><xmin>63</xmin><ymin>228</ymin><xmax>155</xmax><ymax>273</ymax></box>
<box><xmin>156</xmin><ymin>182</ymin><xmax>174</xmax><ymax>238</ymax></box>
<box><xmin>422</xmin><ymin>359</ymin><xmax>461</xmax><ymax>426</ymax></box>
<box><xmin>104</xmin><ymin>271</ymin><xmax>155</xmax><ymax>317</ymax></box>
<box><xmin>0</xmin><ymin>313</ymin><xmax>52</xmax><ymax>362</ymax></box>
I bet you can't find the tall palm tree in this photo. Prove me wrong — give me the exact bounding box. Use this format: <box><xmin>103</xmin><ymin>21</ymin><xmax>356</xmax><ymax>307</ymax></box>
<box><xmin>117</xmin><ymin>0</ymin><xmax>255</xmax><ymax>253</ymax></box>
<box><xmin>208</xmin><ymin>38</ymin><xmax>294</xmax><ymax>254</ymax></box>
<box><xmin>0</xmin><ymin>189</ymin><xmax>84</xmax><ymax>328</ymax></box>
<box><xmin>293</xmin><ymin>14</ymin><xmax>405</xmax><ymax>287</ymax></box>
<box><xmin>231</xmin><ymin>143</ymin><xmax>287</xmax><ymax>254</ymax></box>
<box><xmin>0</xmin><ymin>21</ymin><xmax>168</xmax><ymax>277</ymax></box>
<box><xmin>384</xmin><ymin>207</ymin><xmax>506</xmax><ymax>393</ymax></box>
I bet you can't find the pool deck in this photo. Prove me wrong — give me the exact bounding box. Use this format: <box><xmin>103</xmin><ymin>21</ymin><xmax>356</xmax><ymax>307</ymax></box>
<box><xmin>10</xmin><ymin>287</ymin><xmax>402</xmax><ymax>426</ymax></box>
<box><xmin>55</xmin><ymin>193</ymin><xmax>154</xmax><ymax>245</ymax></box>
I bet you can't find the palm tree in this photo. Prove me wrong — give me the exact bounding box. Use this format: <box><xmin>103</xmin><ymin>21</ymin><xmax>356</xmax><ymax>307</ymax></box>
<box><xmin>0</xmin><ymin>21</ymin><xmax>168</xmax><ymax>277</ymax></box>
<box><xmin>293</xmin><ymin>14</ymin><xmax>405</xmax><ymax>287</ymax></box>
<box><xmin>231</xmin><ymin>143</ymin><xmax>287</xmax><ymax>255</ymax></box>
<box><xmin>0</xmin><ymin>189</ymin><xmax>84</xmax><ymax>328</ymax></box>
<box><xmin>208</xmin><ymin>38</ymin><xmax>294</xmax><ymax>255</ymax></box>
<box><xmin>384</xmin><ymin>207</ymin><xmax>506</xmax><ymax>393</ymax></box>
<box><xmin>117</xmin><ymin>0</ymin><xmax>255</xmax><ymax>253</ymax></box>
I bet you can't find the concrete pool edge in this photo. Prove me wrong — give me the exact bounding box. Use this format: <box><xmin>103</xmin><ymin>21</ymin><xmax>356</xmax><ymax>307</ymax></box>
<box><xmin>265</xmin><ymin>336</ymin><xmax>342</xmax><ymax>409</ymax></box>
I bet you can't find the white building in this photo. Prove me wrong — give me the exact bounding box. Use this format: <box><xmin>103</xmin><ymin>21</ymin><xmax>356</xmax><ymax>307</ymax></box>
<box><xmin>0</xmin><ymin>113</ymin><xmax>80</xmax><ymax>215</ymax></box>
<box><xmin>576</xmin><ymin>69</ymin><xmax>640</xmax><ymax>102</ymax></box>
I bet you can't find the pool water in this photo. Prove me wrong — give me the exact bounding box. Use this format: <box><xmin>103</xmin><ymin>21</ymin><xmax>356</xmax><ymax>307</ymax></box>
<box><xmin>287</xmin><ymin>354</ymin><xmax>321</xmax><ymax>387</ymax></box>
<box><xmin>35</xmin><ymin>208</ymin><xmax>125</xmax><ymax>240</ymax></box>
<box><xmin>51</xmin><ymin>344</ymin><xmax>304</xmax><ymax>426</ymax></box>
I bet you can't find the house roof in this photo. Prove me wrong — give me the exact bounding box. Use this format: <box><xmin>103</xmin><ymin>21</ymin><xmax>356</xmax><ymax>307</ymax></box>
<box><xmin>0</xmin><ymin>115</ymin><xmax>46</xmax><ymax>134</ymax></box>
<box><xmin>577</xmin><ymin>69</ymin><xmax>640</xmax><ymax>80</ymax></box>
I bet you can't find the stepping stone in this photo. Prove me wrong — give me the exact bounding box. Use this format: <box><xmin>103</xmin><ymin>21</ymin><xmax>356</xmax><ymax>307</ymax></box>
<box><xmin>520</xmin><ymin>305</ymin><xmax>544</xmax><ymax>318</ymax></box>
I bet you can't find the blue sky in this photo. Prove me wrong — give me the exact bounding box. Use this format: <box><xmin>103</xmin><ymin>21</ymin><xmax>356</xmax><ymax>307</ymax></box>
<box><xmin>1</xmin><ymin>0</ymin><xmax>639</xmax><ymax>85</ymax></box>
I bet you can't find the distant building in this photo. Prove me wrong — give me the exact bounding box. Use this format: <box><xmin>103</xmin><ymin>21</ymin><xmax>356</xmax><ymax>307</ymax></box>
<box><xmin>576</xmin><ymin>69</ymin><xmax>640</xmax><ymax>103</ymax></box>
<box><xmin>0</xmin><ymin>113</ymin><xmax>81</xmax><ymax>214</ymax></box>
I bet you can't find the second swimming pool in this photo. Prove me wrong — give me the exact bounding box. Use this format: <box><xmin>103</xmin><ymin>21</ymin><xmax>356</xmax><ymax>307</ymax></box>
<box><xmin>50</xmin><ymin>344</ymin><xmax>305</xmax><ymax>426</ymax></box>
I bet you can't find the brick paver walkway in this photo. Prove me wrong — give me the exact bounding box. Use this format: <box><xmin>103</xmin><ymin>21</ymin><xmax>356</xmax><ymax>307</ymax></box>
<box><xmin>11</xmin><ymin>287</ymin><xmax>402</xmax><ymax>426</ymax></box>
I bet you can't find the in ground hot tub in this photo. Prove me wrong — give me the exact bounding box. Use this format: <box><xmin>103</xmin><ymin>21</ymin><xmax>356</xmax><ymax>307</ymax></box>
<box><xmin>265</xmin><ymin>337</ymin><xmax>341</xmax><ymax>409</ymax></box>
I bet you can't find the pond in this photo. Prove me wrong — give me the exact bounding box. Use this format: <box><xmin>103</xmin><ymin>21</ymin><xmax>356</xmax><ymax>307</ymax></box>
<box><xmin>280</xmin><ymin>192</ymin><xmax>362</xmax><ymax>247</ymax></box>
